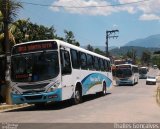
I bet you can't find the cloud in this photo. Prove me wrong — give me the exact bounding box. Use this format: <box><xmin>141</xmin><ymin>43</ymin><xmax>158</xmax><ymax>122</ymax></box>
<box><xmin>139</xmin><ymin>14</ymin><xmax>160</xmax><ymax>21</ymax></box>
<box><xmin>50</xmin><ymin>0</ymin><xmax>117</xmax><ymax>16</ymax></box>
<box><xmin>50</xmin><ymin>0</ymin><xmax>160</xmax><ymax>21</ymax></box>
<box><xmin>113</xmin><ymin>24</ymin><xmax>118</xmax><ymax>28</ymax></box>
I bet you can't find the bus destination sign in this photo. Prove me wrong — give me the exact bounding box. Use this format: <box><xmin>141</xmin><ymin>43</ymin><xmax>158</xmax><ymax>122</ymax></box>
<box><xmin>116</xmin><ymin>65</ymin><xmax>131</xmax><ymax>69</ymax></box>
<box><xmin>12</xmin><ymin>41</ymin><xmax>58</xmax><ymax>54</ymax></box>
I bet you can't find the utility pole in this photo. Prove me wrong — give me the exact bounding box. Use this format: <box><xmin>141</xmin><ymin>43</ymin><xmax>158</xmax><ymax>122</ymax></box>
<box><xmin>106</xmin><ymin>30</ymin><xmax>119</xmax><ymax>57</ymax></box>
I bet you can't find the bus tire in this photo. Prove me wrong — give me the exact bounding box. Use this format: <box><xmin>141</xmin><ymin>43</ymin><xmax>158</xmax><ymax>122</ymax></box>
<box><xmin>132</xmin><ymin>79</ymin><xmax>135</xmax><ymax>86</ymax></box>
<box><xmin>137</xmin><ymin>78</ymin><xmax>139</xmax><ymax>84</ymax></box>
<box><xmin>73</xmin><ymin>85</ymin><xmax>82</xmax><ymax>105</ymax></box>
<box><xmin>101</xmin><ymin>82</ymin><xmax>106</xmax><ymax>96</ymax></box>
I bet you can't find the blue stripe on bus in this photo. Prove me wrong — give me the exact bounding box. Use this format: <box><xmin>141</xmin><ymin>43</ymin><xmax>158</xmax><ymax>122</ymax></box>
<box><xmin>81</xmin><ymin>73</ymin><xmax>112</xmax><ymax>95</ymax></box>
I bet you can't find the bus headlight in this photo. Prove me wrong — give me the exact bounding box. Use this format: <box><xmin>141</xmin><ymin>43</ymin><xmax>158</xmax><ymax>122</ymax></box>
<box><xmin>47</xmin><ymin>81</ymin><xmax>60</xmax><ymax>92</ymax></box>
<box><xmin>11</xmin><ymin>87</ymin><xmax>21</xmax><ymax>95</ymax></box>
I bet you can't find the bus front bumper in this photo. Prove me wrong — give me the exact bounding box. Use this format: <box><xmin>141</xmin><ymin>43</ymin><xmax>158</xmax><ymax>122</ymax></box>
<box><xmin>116</xmin><ymin>80</ymin><xmax>134</xmax><ymax>85</ymax></box>
<box><xmin>11</xmin><ymin>89</ymin><xmax>62</xmax><ymax>104</ymax></box>
<box><xmin>139</xmin><ymin>75</ymin><xmax>147</xmax><ymax>79</ymax></box>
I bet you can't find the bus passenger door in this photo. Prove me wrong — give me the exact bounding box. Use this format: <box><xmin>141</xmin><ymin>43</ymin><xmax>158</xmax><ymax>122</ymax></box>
<box><xmin>60</xmin><ymin>49</ymin><xmax>73</xmax><ymax>100</ymax></box>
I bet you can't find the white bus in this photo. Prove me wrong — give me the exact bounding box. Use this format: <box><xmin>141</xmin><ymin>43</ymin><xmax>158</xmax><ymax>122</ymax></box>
<box><xmin>153</xmin><ymin>65</ymin><xmax>158</xmax><ymax>69</ymax></box>
<box><xmin>115</xmin><ymin>64</ymin><xmax>139</xmax><ymax>86</ymax></box>
<box><xmin>139</xmin><ymin>67</ymin><xmax>148</xmax><ymax>79</ymax></box>
<box><xmin>10</xmin><ymin>40</ymin><xmax>112</xmax><ymax>105</ymax></box>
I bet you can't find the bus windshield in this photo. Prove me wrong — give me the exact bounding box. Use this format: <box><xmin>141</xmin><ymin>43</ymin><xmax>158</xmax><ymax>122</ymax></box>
<box><xmin>139</xmin><ymin>68</ymin><xmax>147</xmax><ymax>74</ymax></box>
<box><xmin>116</xmin><ymin>68</ymin><xmax>132</xmax><ymax>78</ymax></box>
<box><xmin>11</xmin><ymin>51</ymin><xmax>59</xmax><ymax>82</ymax></box>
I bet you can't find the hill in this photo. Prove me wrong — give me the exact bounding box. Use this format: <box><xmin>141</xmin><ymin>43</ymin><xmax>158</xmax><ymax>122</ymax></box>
<box><xmin>109</xmin><ymin>46</ymin><xmax>160</xmax><ymax>57</ymax></box>
<box><xmin>125</xmin><ymin>34</ymin><xmax>160</xmax><ymax>48</ymax></box>
<box><xmin>82</xmin><ymin>46</ymin><xmax>118</xmax><ymax>51</ymax></box>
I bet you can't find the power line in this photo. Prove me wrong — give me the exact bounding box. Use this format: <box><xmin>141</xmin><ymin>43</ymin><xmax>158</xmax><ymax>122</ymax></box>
<box><xmin>21</xmin><ymin>0</ymin><xmax>151</xmax><ymax>8</ymax></box>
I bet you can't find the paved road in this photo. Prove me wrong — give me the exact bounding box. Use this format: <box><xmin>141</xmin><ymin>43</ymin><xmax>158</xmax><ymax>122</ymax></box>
<box><xmin>0</xmin><ymin>68</ymin><xmax>159</xmax><ymax>123</ymax></box>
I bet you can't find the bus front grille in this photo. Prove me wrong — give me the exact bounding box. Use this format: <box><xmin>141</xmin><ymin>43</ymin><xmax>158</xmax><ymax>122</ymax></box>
<box><xmin>24</xmin><ymin>95</ymin><xmax>43</xmax><ymax>100</ymax></box>
<box><xmin>18</xmin><ymin>83</ymin><xmax>49</xmax><ymax>90</ymax></box>
<box><xmin>23</xmin><ymin>90</ymin><xmax>45</xmax><ymax>94</ymax></box>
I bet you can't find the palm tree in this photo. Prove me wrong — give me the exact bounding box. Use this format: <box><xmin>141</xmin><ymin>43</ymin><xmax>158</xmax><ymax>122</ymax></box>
<box><xmin>0</xmin><ymin>0</ymin><xmax>22</xmax><ymax>104</ymax></box>
<box><xmin>86</xmin><ymin>44</ymin><xmax>94</xmax><ymax>52</ymax></box>
<box><xmin>0</xmin><ymin>11</ymin><xmax>16</xmax><ymax>53</ymax></box>
<box><xmin>0</xmin><ymin>11</ymin><xmax>3</xmax><ymax>41</ymax></box>
<box><xmin>64</xmin><ymin>30</ymin><xmax>80</xmax><ymax>46</ymax></box>
<box><xmin>0</xmin><ymin>0</ymin><xmax>22</xmax><ymax>53</ymax></box>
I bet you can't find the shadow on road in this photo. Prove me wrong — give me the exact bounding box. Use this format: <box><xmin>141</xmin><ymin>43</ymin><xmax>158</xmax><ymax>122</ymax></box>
<box><xmin>114</xmin><ymin>84</ymin><xmax>136</xmax><ymax>87</ymax></box>
<box><xmin>4</xmin><ymin>93</ymin><xmax>111</xmax><ymax>112</ymax></box>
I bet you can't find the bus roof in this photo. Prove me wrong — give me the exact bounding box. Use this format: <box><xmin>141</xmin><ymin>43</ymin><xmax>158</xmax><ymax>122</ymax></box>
<box><xmin>116</xmin><ymin>64</ymin><xmax>138</xmax><ymax>67</ymax></box>
<box><xmin>0</xmin><ymin>54</ymin><xmax>5</xmax><ymax>58</ymax></box>
<box><xmin>140</xmin><ymin>67</ymin><xmax>147</xmax><ymax>69</ymax></box>
<box><xmin>13</xmin><ymin>39</ymin><xmax>110</xmax><ymax>61</ymax></box>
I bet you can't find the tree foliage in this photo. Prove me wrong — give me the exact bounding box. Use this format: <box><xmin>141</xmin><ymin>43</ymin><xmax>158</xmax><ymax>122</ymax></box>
<box><xmin>141</xmin><ymin>50</ymin><xmax>151</xmax><ymax>65</ymax></box>
<box><xmin>152</xmin><ymin>55</ymin><xmax>160</xmax><ymax>69</ymax></box>
<box><xmin>94</xmin><ymin>48</ymin><xmax>105</xmax><ymax>56</ymax></box>
<box><xmin>154</xmin><ymin>51</ymin><xmax>160</xmax><ymax>54</ymax></box>
<box><xmin>64</xmin><ymin>30</ymin><xmax>80</xmax><ymax>46</ymax></box>
<box><xmin>0</xmin><ymin>0</ymin><xmax>22</xmax><ymax>53</ymax></box>
<box><xmin>12</xmin><ymin>19</ymin><xmax>57</xmax><ymax>43</ymax></box>
<box><xmin>0</xmin><ymin>0</ymin><xmax>22</xmax><ymax>23</ymax></box>
<box><xmin>86</xmin><ymin>44</ymin><xmax>94</xmax><ymax>52</ymax></box>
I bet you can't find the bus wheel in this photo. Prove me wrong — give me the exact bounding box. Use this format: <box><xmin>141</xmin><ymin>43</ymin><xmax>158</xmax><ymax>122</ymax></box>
<box><xmin>101</xmin><ymin>82</ymin><xmax>106</xmax><ymax>96</ymax></box>
<box><xmin>73</xmin><ymin>86</ymin><xmax>82</xmax><ymax>105</ymax></box>
<box><xmin>131</xmin><ymin>80</ymin><xmax>135</xmax><ymax>86</ymax></box>
<box><xmin>137</xmin><ymin>79</ymin><xmax>139</xmax><ymax>84</ymax></box>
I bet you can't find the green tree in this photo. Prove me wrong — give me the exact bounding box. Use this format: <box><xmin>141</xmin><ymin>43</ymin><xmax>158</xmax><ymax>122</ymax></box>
<box><xmin>126</xmin><ymin>49</ymin><xmax>136</xmax><ymax>60</ymax></box>
<box><xmin>126</xmin><ymin>51</ymin><xmax>132</xmax><ymax>58</ymax></box>
<box><xmin>12</xmin><ymin>19</ymin><xmax>57</xmax><ymax>43</ymax></box>
<box><xmin>94</xmin><ymin>48</ymin><xmax>105</xmax><ymax>56</ymax></box>
<box><xmin>152</xmin><ymin>53</ymin><xmax>160</xmax><ymax>69</ymax></box>
<box><xmin>86</xmin><ymin>44</ymin><xmax>94</xmax><ymax>52</ymax></box>
<box><xmin>0</xmin><ymin>0</ymin><xmax>22</xmax><ymax>104</ymax></box>
<box><xmin>141</xmin><ymin>50</ymin><xmax>151</xmax><ymax>66</ymax></box>
<box><xmin>123</xmin><ymin>48</ymin><xmax>137</xmax><ymax>64</ymax></box>
<box><xmin>64</xmin><ymin>30</ymin><xmax>80</xmax><ymax>46</ymax></box>
<box><xmin>0</xmin><ymin>0</ymin><xmax>22</xmax><ymax>52</ymax></box>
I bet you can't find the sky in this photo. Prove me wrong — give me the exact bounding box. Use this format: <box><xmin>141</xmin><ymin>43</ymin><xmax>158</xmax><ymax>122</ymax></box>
<box><xmin>18</xmin><ymin>0</ymin><xmax>160</xmax><ymax>47</ymax></box>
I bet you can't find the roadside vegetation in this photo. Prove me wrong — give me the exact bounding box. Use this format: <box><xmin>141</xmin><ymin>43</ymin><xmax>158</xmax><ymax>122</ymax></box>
<box><xmin>152</xmin><ymin>51</ymin><xmax>160</xmax><ymax>69</ymax></box>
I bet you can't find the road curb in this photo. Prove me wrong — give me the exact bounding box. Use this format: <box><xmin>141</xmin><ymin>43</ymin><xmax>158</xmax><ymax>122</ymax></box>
<box><xmin>156</xmin><ymin>76</ymin><xmax>160</xmax><ymax>106</ymax></box>
<box><xmin>0</xmin><ymin>104</ymin><xmax>30</xmax><ymax>111</ymax></box>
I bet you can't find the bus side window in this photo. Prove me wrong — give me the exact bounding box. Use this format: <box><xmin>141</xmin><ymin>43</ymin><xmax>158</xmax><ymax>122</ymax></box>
<box><xmin>100</xmin><ymin>59</ymin><xmax>105</xmax><ymax>71</ymax></box>
<box><xmin>80</xmin><ymin>52</ymin><xmax>87</xmax><ymax>70</ymax></box>
<box><xmin>132</xmin><ymin>67</ymin><xmax>135</xmax><ymax>73</ymax></box>
<box><xmin>94</xmin><ymin>57</ymin><xmax>99</xmax><ymax>71</ymax></box>
<box><xmin>70</xmin><ymin>49</ymin><xmax>80</xmax><ymax>69</ymax></box>
<box><xmin>60</xmin><ymin>50</ymin><xmax>72</xmax><ymax>75</ymax></box>
<box><xmin>104</xmin><ymin>60</ymin><xmax>108</xmax><ymax>72</ymax></box>
<box><xmin>87</xmin><ymin>54</ymin><xmax>94</xmax><ymax>70</ymax></box>
<box><xmin>105</xmin><ymin>60</ymin><xmax>111</xmax><ymax>72</ymax></box>
<box><xmin>108</xmin><ymin>61</ymin><xmax>111</xmax><ymax>72</ymax></box>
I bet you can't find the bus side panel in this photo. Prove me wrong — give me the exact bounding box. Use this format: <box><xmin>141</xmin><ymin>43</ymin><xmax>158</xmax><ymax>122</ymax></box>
<box><xmin>61</xmin><ymin>74</ymin><xmax>74</xmax><ymax>101</ymax></box>
<box><xmin>61</xmin><ymin>70</ymin><xmax>112</xmax><ymax>100</ymax></box>
<box><xmin>81</xmin><ymin>72</ymin><xmax>112</xmax><ymax>95</ymax></box>
<box><xmin>61</xmin><ymin>69</ymin><xmax>80</xmax><ymax>101</ymax></box>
